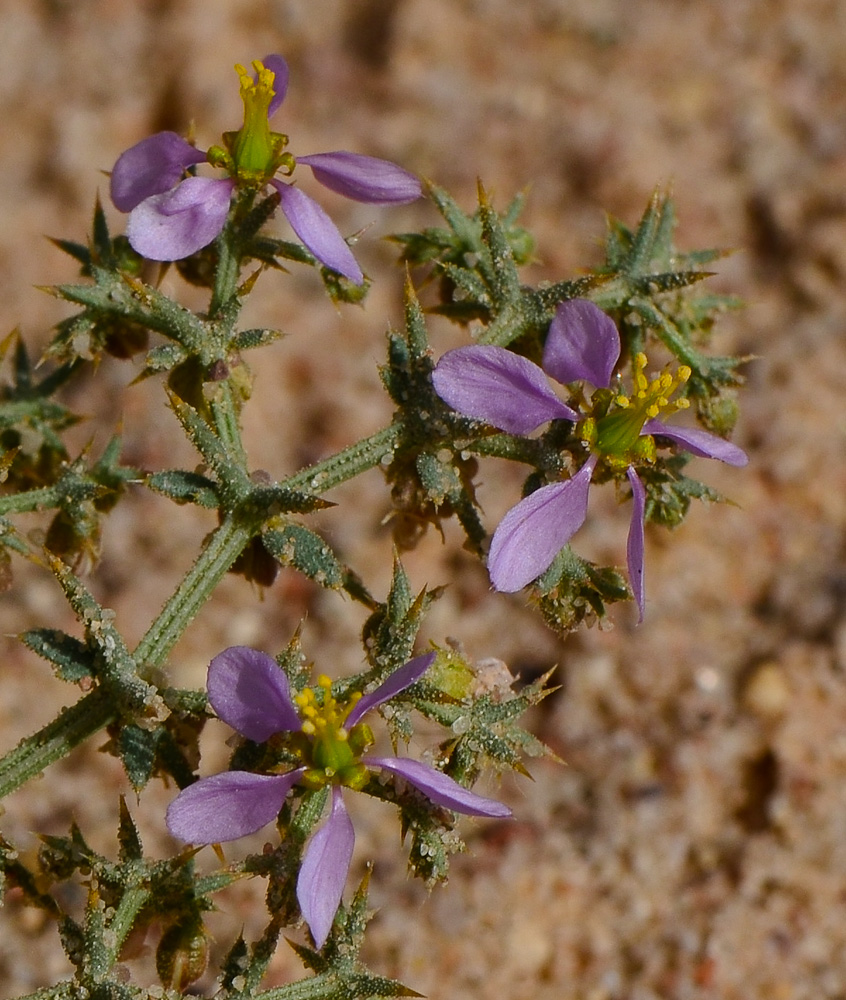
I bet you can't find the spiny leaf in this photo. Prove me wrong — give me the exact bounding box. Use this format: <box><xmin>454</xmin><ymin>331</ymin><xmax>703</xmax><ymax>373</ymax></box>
<box><xmin>20</xmin><ymin>628</ymin><xmax>96</xmax><ymax>682</ymax></box>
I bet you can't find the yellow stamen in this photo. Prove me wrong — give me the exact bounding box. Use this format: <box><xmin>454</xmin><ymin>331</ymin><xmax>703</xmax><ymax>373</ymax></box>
<box><xmin>594</xmin><ymin>355</ymin><xmax>692</xmax><ymax>459</ymax></box>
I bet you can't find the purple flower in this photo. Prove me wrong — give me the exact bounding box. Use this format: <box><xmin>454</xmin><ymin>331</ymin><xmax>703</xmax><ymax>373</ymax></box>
<box><xmin>166</xmin><ymin>646</ymin><xmax>510</xmax><ymax>949</ymax></box>
<box><xmin>110</xmin><ymin>56</ymin><xmax>421</xmax><ymax>283</ymax></box>
<box><xmin>432</xmin><ymin>299</ymin><xmax>747</xmax><ymax>619</ymax></box>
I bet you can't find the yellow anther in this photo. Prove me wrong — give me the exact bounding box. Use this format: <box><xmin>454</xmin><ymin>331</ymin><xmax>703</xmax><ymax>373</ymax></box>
<box><xmin>336</xmin><ymin>728</ymin><xmax>349</xmax><ymax>742</ymax></box>
<box><xmin>678</xmin><ymin>365</ymin><xmax>692</xmax><ymax>382</ymax></box>
<box><xmin>302</xmin><ymin>705</ymin><xmax>317</xmax><ymax>719</ymax></box>
<box><xmin>633</xmin><ymin>353</ymin><xmax>649</xmax><ymax>395</ymax></box>
<box><xmin>615</xmin><ymin>395</ymin><xmax>630</xmax><ymax>408</ymax></box>
<box><xmin>317</xmin><ymin>674</ymin><xmax>332</xmax><ymax>689</ymax></box>
<box><xmin>676</xmin><ymin>398</ymin><xmax>690</xmax><ymax>410</ymax></box>
<box><xmin>235</xmin><ymin>60</ymin><xmax>275</xmax><ymax>100</ymax></box>
<box><xmin>301</xmin><ymin>720</ymin><xmax>316</xmax><ymax>736</ymax></box>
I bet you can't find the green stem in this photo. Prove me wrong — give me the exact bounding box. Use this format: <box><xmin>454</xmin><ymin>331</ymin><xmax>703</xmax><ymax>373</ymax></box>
<box><xmin>0</xmin><ymin>688</ymin><xmax>115</xmax><ymax>800</ymax></box>
<box><xmin>211</xmin><ymin>379</ymin><xmax>248</xmax><ymax>465</ymax></box>
<box><xmin>210</xmin><ymin>222</ymin><xmax>242</xmax><ymax>319</ymax></box>
<box><xmin>134</xmin><ymin>513</ymin><xmax>253</xmax><ymax>668</ymax></box>
<box><xmin>283</xmin><ymin>422</ymin><xmax>403</xmax><ymax>494</ymax></box>
<box><xmin>104</xmin><ymin>885</ymin><xmax>151</xmax><ymax>969</ymax></box>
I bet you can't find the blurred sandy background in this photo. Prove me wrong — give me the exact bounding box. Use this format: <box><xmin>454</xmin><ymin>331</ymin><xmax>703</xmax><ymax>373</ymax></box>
<box><xmin>2</xmin><ymin>1</ymin><xmax>846</xmax><ymax>997</ymax></box>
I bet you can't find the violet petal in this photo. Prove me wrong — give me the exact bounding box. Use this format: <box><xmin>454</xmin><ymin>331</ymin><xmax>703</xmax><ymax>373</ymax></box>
<box><xmin>126</xmin><ymin>176</ymin><xmax>233</xmax><ymax>261</ymax></box>
<box><xmin>298</xmin><ymin>151</ymin><xmax>421</xmax><ymax>204</ymax></box>
<box><xmin>166</xmin><ymin>769</ymin><xmax>302</xmax><ymax>844</ymax></box>
<box><xmin>642</xmin><ymin>419</ymin><xmax>748</xmax><ymax>467</ymax></box>
<box><xmin>369</xmin><ymin>757</ymin><xmax>512</xmax><ymax>818</ymax></box>
<box><xmin>433</xmin><ymin>346</ymin><xmax>578</xmax><ymax>434</ymax></box>
<box><xmin>110</xmin><ymin>131</ymin><xmax>207</xmax><ymax>213</ymax></box>
<box><xmin>272</xmin><ymin>180</ymin><xmax>363</xmax><ymax>284</ymax></box>
<box><xmin>261</xmin><ymin>54</ymin><xmax>289</xmax><ymax>116</ymax></box>
<box><xmin>488</xmin><ymin>455</ymin><xmax>597</xmax><ymax>592</ymax></box>
<box><xmin>297</xmin><ymin>787</ymin><xmax>355</xmax><ymax>949</ymax></box>
<box><xmin>626</xmin><ymin>466</ymin><xmax>647</xmax><ymax>623</ymax></box>
<box><xmin>208</xmin><ymin>646</ymin><xmax>302</xmax><ymax>741</ymax></box>
<box><xmin>543</xmin><ymin>299</ymin><xmax>621</xmax><ymax>389</ymax></box>
<box><xmin>346</xmin><ymin>651</ymin><xmax>436</xmax><ymax>727</ymax></box>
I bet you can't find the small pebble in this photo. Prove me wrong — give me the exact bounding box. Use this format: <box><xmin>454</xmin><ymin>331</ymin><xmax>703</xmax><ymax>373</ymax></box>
<box><xmin>743</xmin><ymin>662</ymin><xmax>790</xmax><ymax>720</ymax></box>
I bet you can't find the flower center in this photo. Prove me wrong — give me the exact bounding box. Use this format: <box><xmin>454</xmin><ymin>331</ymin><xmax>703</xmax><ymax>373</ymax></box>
<box><xmin>210</xmin><ymin>60</ymin><xmax>294</xmax><ymax>186</ymax></box>
<box><xmin>294</xmin><ymin>676</ymin><xmax>372</xmax><ymax>790</ymax></box>
<box><xmin>585</xmin><ymin>353</ymin><xmax>692</xmax><ymax>462</ymax></box>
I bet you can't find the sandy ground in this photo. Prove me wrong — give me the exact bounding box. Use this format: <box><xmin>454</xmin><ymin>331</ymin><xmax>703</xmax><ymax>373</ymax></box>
<box><xmin>2</xmin><ymin>1</ymin><xmax>846</xmax><ymax>998</ymax></box>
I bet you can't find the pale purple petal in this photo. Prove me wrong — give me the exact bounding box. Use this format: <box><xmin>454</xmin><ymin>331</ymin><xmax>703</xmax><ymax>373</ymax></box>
<box><xmin>297</xmin><ymin>787</ymin><xmax>354</xmax><ymax>949</ymax></box>
<box><xmin>261</xmin><ymin>54</ymin><xmax>289</xmax><ymax>116</ymax></box>
<box><xmin>488</xmin><ymin>455</ymin><xmax>597</xmax><ymax>592</ymax></box>
<box><xmin>543</xmin><ymin>299</ymin><xmax>621</xmax><ymax>389</ymax></box>
<box><xmin>110</xmin><ymin>132</ymin><xmax>207</xmax><ymax>213</ymax></box>
<box><xmin>272</xmin><ymin>181</ymin><xmax>363</xmax><ymax>284</ymax></box>
<box><xmin>166</xmin><ymin>769</ymin><xmax>303</xmax><ymax>844</ymax></box>
<box><xmin>126</xmin><ymin>176</ymin><xmax>233</xmax><ymax>260</ymax></box>
<box><xmin>642</xmin><ymin>419</ymin><xmax>748</xmax><ymax>467</ymax></box>
<box><xmin>626</xmin><ymin>467</ymin><xmax>647</xmax><ymax>623</ymax></box>
<box><xmin>298</xmin><ymin>152</ymin><xmax>421</xmax><ymax>204</ymax></box>
<box><xmin>346</xmin><ymin>652</ymin><xmax>436</xmax><ymax>727</ymax></box>
<box><xmin>369</xmin><ymin>757</ymin><xmax>512</xmax><ymax>818</ymax></box>
<box><xmin>433</xmin><ymin>346</ymin><xmax>578</xmax><ymax>434</ymax></box>
<box><xmin>207</xmin><ymin>646</ymin><xmax>302</xmax><ymax>741</ymax></box>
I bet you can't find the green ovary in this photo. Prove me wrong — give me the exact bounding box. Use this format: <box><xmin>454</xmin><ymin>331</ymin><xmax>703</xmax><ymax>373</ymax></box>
<box><xmin>229</xmin><ymin>60</ymin><xmax>290</xmax><ymax>183</ymax></box>
<box><xmin>592</xmin><ymin>353</ymin><xmax>691</xmax><ymax>461</ymax></box>
<box><xmin>295</xmin><ymin>677</ymin><xmax>372</xmax><ymax>790</ymax></box>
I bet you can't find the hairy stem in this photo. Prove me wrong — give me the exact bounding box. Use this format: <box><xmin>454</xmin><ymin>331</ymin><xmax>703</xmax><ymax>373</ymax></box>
<box><xmin>283</xmin><ymin>422</ymin><xmax>403</xmax><ymax>494</ymax></box>
<box><xmin>133</xmin><ymin>513</ymin><xmax>253</xmax><ymax>668</ymax></box>
<box><xmin>0</xmin><ymin>688</ymin><xmax>115</xmax><ymax>800</ymax></box>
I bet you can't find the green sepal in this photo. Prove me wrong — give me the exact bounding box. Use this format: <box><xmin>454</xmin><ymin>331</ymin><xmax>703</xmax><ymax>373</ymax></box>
<box><xmin>20</xmin><ymin>627</ymin><xmax>96</xmax><ymax>682</ymax></box>
<box><xmin>233</xmin><ymin>327</ymin><xmax>286</xmax><ymax>351</ymax></box>
<box><xmin>320</xmin><ymin>268</ymin><xmax>372</xmax><ymax>305</ymax></box>
<box><xmin>117</xmin><ymin>796</ymin><xmax>143</xmax><ymax>864</ymax></box>
<box><xmin>531</xmin><ymin>545</ymin><xmax>630</xmax><ymax>636</ymax></box>
<box><xmin>147</xmin><ymin>469</ymin><xmax>221</xmax><ymax>509</ymax></box>
<box><xmin>262</xmin><ymin>524</ymin><xmax>344</xmax><ymax>589</ymax></box>
<box><xmin>220</xmin><ymin>934</ymin><xmax>250</xmax><ymax>993</ymax></box>
<box><xmin>637</xmin><ymin>454</ymin><xmax>724</xmax><ymax>528</ymax></box>
<box><xmin>117</xmin><ymin>724</ymin><xmax>166</xmax><ymax>792</ymax></box>
<box><xmin>245</xmin><ymin>485</ymin><xmax>333</xmax><ymax>517</ymax></box>
<box><xmin>135</xmin><ymin>342</ymin><xmax>189</xmax><ymax>379</ymax></box>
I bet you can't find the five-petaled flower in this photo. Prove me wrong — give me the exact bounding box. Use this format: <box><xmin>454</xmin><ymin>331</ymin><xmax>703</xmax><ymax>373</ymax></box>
<box><xmin>432</xmin><ymin>299</ymin><xmax>747</xmax><ymax>618</ymax></box>
<box><xmin>166</xmin><ymin>646</ymin><xmax>510</xmax><ymax>949</ymax></box>
<box><xmin>110</xmin><ymin>55</ymin><xmax>421</xmax><ymax>283</ymax></box>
